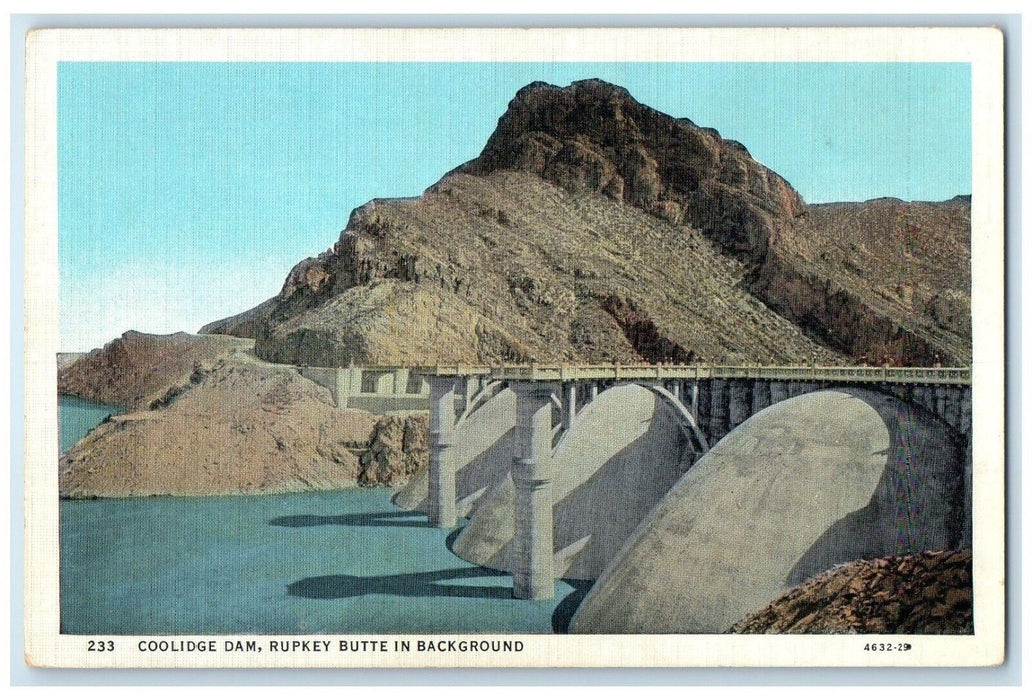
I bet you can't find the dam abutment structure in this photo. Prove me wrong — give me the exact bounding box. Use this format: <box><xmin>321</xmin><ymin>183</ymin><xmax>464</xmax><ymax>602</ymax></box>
<box><xmin>562</xmin><ymin>382</ymin><xmax>578</xmax><ymax>432</ymax></box>
<box><xmin>568</xmin><ymin>386</ymin><xmax>971</xmax><ymax>634</ymax></box>
<box><xmin>298</xmin><ymin>364</ymin><xmax>430</xmax><ymax>412</ymax></box>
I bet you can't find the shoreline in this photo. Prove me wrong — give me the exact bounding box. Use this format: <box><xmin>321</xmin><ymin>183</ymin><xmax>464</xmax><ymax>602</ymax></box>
<box><xmin>59</xmin><ymin>482</ymin><xmax>408</xmax><ymax>502</ymax></box>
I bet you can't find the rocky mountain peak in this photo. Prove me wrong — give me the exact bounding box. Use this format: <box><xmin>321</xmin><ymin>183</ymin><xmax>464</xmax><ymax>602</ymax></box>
<box><xmin>460</xmin><ymin>79</ymin><xmax>807</xmax><ymax>263</ymax></box>
<box><xmin>203</xmin><ymin>79</ymin><xmax>970</xmax><ymax>368</ymax></box>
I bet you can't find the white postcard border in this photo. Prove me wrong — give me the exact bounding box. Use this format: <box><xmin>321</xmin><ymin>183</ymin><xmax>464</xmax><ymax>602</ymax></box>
<box><xmin>23</xmin><ymin>26</ymin><xmax>1006</xmax><ymax>669</ymax></box>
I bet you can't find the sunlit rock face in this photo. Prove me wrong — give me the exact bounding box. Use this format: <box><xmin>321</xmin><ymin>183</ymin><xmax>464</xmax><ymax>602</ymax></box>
<box><xmin>569</xmin><ymin>389</ymin><xmax>967</xmax><ymax>634</ymax></box>
<box><xmin>451</xmin><ymin>383</ymin><xmax>690</xmax><ymax>580</ymax></box>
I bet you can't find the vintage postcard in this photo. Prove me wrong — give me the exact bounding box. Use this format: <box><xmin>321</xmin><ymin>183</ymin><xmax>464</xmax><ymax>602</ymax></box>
<box><xmin>23</xmin><ymin>27</ymin><xmax>1005</xmax><ymax>668</ymax></box>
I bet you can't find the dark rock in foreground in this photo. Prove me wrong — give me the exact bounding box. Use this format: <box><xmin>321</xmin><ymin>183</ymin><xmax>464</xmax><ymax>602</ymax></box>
<box><xmin>730</xmin><ymin>550</ymin><xmax>973</xmax><ymax>634</ymax></box>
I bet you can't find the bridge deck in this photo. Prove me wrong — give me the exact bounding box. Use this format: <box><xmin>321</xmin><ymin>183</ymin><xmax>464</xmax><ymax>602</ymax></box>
<box><xmin>406</xmin><ymin>365</ymin><xmax>971</xmax><ymax>385</ymax></box>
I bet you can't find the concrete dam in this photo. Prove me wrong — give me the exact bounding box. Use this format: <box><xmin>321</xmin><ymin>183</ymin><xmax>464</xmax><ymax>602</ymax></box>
<box><xmin>388</xmin><ymin>364</ymin><xmax>971</xmax><ymax>633</ymax></box>
<box><xmin>297</xmin><ymin>362</ymin><xmax>972</xmax><ymax>631</ymax></box>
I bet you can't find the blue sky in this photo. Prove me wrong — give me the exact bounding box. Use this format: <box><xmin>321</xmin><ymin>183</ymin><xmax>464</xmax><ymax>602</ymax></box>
<box><xmin>58</xmin><ymin>62</ymin><xmax>971</xmax><ymax>351</ymax></box>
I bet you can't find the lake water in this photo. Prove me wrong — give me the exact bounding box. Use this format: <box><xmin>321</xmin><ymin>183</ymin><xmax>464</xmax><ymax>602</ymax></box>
<box><xmin>59</xmin><ymin>399</ymin><xmax>586</xmax><ymax>635</ymax></box>
<box><xmin>59</xmin><ymin>395</ymin><xmax>123</xmax><ymax>453</ymax></box>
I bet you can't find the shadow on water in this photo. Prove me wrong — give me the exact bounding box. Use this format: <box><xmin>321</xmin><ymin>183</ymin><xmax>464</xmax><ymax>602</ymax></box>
<box><xmin>444</xmin><ymin>526</ymin><xmax>464</xmax><ymax>552</ymax></box>
<box><xmin>269</xmin><ymin>510</ymin><xmax>432</xmax><ymax>529</ymax></box>
<box><xmin>287</xmin><ymin>566</ymin><xmax>513</xmax><ymax>600</ymax></box>
<box><xmin>551</xmin><ymin>579</ymin><xmax>594</xmax><ymax>634</ymax></box>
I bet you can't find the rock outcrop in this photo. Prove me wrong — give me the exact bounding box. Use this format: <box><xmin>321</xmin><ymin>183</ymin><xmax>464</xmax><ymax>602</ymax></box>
<box><xmin>730</xmin><ymin>550</ymin><xmax>973</xmax><ymax>634</ymax></box>
<box><xmin>56</xmin><ymin>352</ymin><xmax>85</xmax><ymax>371</ymax></box>
<box><xmin>217</xmin><ymin>170</ymin><xmax>844</xmax><ymax>367</ymax></box>
<box><xmin>198</xmin><ymin>297</ymin><xmax>279</xmax><ymax>339</ymax></box>
<box><xmin>58</xmin><ymin>331</ymin><xmax>253</xmax><ymax>409</ymax></box>
<box><xmin>358</xmin><ymin>413</ymin><xmax>428</xmax><ymax>487</ymax></box>
<box><xmin>208</xmin><ymin>79</ymin><xmax>970</xmax><ymax>368</ymax></box>
<box><xmin>459</xmin><ymin>79</ymin><xmax>806</xmax><ymax>264</ymax></box>
<box><xmin>751</xmin><ymin>197</ymin><xmax>971</xmax><ymax>366</ymax></box>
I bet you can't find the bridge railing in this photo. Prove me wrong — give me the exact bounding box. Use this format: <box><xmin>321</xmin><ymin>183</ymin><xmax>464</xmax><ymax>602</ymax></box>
<box><xmin>408</xmin><ymin>365</ymin><xmax>494</xmax><ymax>377</ymax></box>
<box><xmin>408</xmin><ymin>364</ymin><xmax>971</xmax><ymax>385</ymax></box>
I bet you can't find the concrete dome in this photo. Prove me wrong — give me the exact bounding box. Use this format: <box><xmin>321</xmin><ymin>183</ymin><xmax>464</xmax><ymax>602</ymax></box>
<box><xmin>569</xmin><ymin>388</ymin><xmax>967</xmax><ymax>633</ymax></box>
<box><xmin>451</xmin><ymin>383</ymin><xmax>690</xmax><ymax>580</ymax></box>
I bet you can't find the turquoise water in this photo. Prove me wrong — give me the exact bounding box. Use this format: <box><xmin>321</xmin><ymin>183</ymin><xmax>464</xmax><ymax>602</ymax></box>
<box><xmin>60</xmin><ymin>489</ymin><xmax>583</xmax><ymax>635</ymax></box>
<box><xmin>59</xmin><ymin>403</ymin><xmax>585</xmax><ymax>635</ymax></box>
<box><xmin>59</xmin><ymin>395</ymin><xmax>123</xmax><ymax>453</ymax></box>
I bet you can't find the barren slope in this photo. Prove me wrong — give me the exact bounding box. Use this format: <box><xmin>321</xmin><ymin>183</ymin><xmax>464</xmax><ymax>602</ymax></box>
<box><xmin>754</xmin><ymin>197</ymin><xmax>971</xmax><ymax>365</ymax></box>
<box><xmin>58</xmin><ymin>333</ymin><xmax>427</xmax><ymax>498</ymax></box>
<box><xmin>59</xmin><ymin>355</ymin><xmax>428</xmax><ymax>498</ymax></box>
<box><xmin>58</xmin><ymin>331</ymin><xmax>253</xmax><ymax>409</ymax></box>
<box><xmin>234</xmin><ymin>170</ymin><xmax>844</xmax><ymax>366</ymax></box>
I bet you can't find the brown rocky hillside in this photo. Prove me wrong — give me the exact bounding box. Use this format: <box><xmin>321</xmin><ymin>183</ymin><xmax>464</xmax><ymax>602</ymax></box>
<box><xmin>58</xmin><ymin>331</ymin><xmax>252</xmax><ymax>409</ymax></box>
<box><xmin>206</xmin><ymin>79</ymin><xmax>970</xmax><ymax>367</ymax></box>
<box><xmin>730</xmin><ymin>550</ymin><xmax>973</xmax><ymax>634</ymax></box>
<box><xmin>753</xmin><ymin>197</ymin><xmax>971</xmax><ymax>366</ymax></box>
<box><xmin>58</xmin><ymin>332</ymin><xmax>427</xmax><ymax>498</ymax></box>
<box><xmin>215</xmin><ymin>170</ymin><xmax>844</xmax><ymax>367</ymax></box>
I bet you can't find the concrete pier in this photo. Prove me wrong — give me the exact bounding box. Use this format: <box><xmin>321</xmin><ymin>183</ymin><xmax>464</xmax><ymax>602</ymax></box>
<box><xmin>728</xmin><ymin>380</ymin><xmax>752</xmax><ymax>430</ymax></box>
<box><xmin>751</xmin><ymin>380</ymin><xmax>771</xmax><ymax>415</ymax></box>
<box><xmin>427</xmin><ymin>376</ymin><xmax>457</xmax><ymax>528</ymax></box>
<box><xmin>935</xmin><ymin>385</ymin><xmax>948</xmax><ymax>419</ymax></box>
<box><xmin>512</xmin><ymin>381</ymin><xmax>557</xmax><ymax>600</ymax></box>
<box><xmin>453</xmin><ymin>384</ymin><xmax>688</xmax><ymax>582</ymax></box>
<box><xmin>563</xmin><ymin>383</ymin><xmax>578</xmax><ymax>431</ymax></box>
<box><xmin>914</xmin><ymin>386</ymin><xmax>933</xmax><ymax>415</ymax></box>
<box><xmin>709</xmin><ymin>379</ymin><xmax>729</xmax><ymax>442</ymax></box>
<box><xmin>941</xmin><ymin>386</ymin><xmax>959</xmax><ymax>427</ymax></box>
<box><xmin>787</xmin><ymin>381</ymin><xmax>806</xmax><ymax>398</ymax></box>
<box><xmin>959</xmin><ymin>388</ymin><xmax>973</xmax><ymax>438</ymax></box>
<box><xmin>696</xmin><ymin>381</ymin><xmax>711</xmax><ymax>438</ymax></box>
<box><xmin>962</xmin><ymin>435</ymin><xmax>973</xmax><ymax>549</ymax></box>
